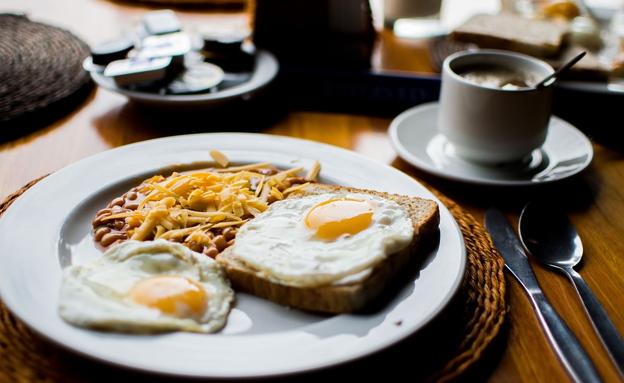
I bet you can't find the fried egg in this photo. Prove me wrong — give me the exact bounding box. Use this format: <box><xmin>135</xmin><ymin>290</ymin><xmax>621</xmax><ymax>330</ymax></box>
<box><xmin>225</xmin><ymin>192</ymin><xmax>414</xmax><ymax>287</ymax></box>
<box><xmin>59</xmin><ymin>240</ymin><xmax>234</xmax><ymax>333</ymax></box>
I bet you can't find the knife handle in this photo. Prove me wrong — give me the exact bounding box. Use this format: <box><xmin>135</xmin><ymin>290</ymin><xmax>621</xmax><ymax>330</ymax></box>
<box><xmin>530</xmin><ymin>291</ymin><xmax>602</xmax><ymax>383</ymax></box>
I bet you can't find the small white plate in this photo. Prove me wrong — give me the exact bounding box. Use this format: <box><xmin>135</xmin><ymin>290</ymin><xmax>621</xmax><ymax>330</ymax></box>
<box><xmin>90</xmin><ymin>50</ymin><xmax>278</xmax><ymax>108</ymax></box>
<box><xmin>389</xmin><ymin>103</ymin><xmax>593</xmax><ymax>186</ymax></box>
<box><xmin>0</xmin><ymin>133</ymin><xmax>465</xmax><ymax>379</ymax></box>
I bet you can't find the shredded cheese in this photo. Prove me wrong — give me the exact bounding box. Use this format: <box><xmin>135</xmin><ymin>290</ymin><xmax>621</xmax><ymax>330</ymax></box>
<box><xmin>210</xmin><ymin>149</ymin><xmax>230</xmax><ymax>168</ymax></box>
<box><xmin>107</xmin><ymin>161</ymin><xmax>321</xmax><ymax>249</ymax></box>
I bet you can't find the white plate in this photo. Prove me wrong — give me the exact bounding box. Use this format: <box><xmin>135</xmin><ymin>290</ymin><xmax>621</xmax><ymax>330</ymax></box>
<box><xmin>558</xmin><ymin>78</ymin><xmax>624</xmax><ymax>95</ymax></box>
<box><xmin>0</xmin><ymin>133</ymin><xmax>465</xmax><ymax>379</ymax></box>
<box><xmin>389</xmin><ymin>103</ymin><xmax>593</xmax><ymax>187</ymax></box>
<box><xmin>90</xmin><ymin>50</ymin><xmax>279</xmax><ymax>108</ymax></box>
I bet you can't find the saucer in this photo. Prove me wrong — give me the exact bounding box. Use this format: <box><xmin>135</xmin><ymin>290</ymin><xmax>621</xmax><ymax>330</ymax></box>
<box><xmin>389</xmin><ymin>102</ymin><xmax>593</xmax><ymax>186</ymax></box>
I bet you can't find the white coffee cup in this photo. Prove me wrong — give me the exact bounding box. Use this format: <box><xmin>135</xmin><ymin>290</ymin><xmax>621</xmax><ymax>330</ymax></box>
<box><xmin>438</xmin><ymin>50</ymin><xmax>555</xmax><ymax>164</ymax></box>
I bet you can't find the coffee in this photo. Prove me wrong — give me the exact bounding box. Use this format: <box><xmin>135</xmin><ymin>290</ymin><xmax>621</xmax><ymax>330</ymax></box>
<box><xmin>457</xmin><ymin>64</ymin><xmax>538</xmax><ymax>90</ymax></box>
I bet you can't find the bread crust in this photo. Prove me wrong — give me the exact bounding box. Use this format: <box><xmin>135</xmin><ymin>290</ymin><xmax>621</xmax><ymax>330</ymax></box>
<box><xmin>216</xmin><ymin>184</ymin><xmax>440</xmax><ymax>313</ymax></box>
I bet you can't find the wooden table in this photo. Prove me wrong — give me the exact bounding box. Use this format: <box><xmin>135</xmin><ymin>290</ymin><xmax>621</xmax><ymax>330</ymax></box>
<box><xmin>1</xmin><ymin>1</ymin><xmax>623</xmax><ymax>381</ymax></box>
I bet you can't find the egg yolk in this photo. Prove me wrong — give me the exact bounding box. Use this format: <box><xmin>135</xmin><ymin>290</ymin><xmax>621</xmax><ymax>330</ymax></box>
<box><xmin>304</xmin><ymin>198</ymin><xmax>374</xmax><ymax>240</ymax></box>
<box><xmin>128</xmin><ymin>276</ymin><xmax>208</xmax><ymax>319</ymax></box>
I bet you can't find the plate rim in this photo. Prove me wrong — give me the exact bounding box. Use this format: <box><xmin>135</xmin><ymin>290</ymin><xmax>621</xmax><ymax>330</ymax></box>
<box><xmin>0</xmin><ymin>132</ymin><xmax>466</xmax><ymax>378</ymax></box>
<box><xmin>389</xmin><ymin>102</ymin><xmax>594</xmax><ymax>187</ymax></box>
<box><xmin>91</xmin><ymin>50</ymin><xmax>279</xmax><ymax>104</ymax></box>
<box><xmin>557</xmin><ymin>79</ymin><xmax>624</xmax><ymax>95</ymax></box>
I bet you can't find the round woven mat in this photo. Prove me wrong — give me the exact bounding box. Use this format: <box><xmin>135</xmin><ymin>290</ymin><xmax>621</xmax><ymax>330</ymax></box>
<box><xmin>0</xmin><ymin>14</ymin><xmax>92</xmax><ymax>129</ymax></box>
<box><xmin>0</xmin><ymin>177</ymin><xmax>506</xmax><ymax>382</ymax></box>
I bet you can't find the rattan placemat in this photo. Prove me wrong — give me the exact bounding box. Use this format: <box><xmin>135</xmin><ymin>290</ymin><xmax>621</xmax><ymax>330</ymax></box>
<box><xmin>0</xmin><ymin>14</ymin><xmax>92</xmax><ymax>132</ymax></box>
<box><xmin>0</xmin><ymin>176</ymin><xmax>506</xmax><ymax>382</ymax></box>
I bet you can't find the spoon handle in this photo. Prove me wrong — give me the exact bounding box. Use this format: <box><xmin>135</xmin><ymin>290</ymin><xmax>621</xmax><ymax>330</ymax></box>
<box><xmin>565</xmin><ymin>268</ymin><xmax>624</xmax><ymax>375</ymax></box>
<box><xmin>535</xmin><ymin>51</ymin><xmax>586</xmax><ymax>88</ymax></box>
<box><xmin>528</xmin><ymin>292</ymin><xmax>602</xmax><ymax>383</ymax></box>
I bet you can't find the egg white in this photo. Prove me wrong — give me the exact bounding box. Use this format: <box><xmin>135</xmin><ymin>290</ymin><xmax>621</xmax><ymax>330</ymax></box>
<box><xmin>224</xmin><ymin>193</ymin><xmax>414</xmax><ymax>288</ymax></box>
<box><xmin>59</xmin><ymin>240</ymin><xmax>234</xmax><ymax>333</ymax></box>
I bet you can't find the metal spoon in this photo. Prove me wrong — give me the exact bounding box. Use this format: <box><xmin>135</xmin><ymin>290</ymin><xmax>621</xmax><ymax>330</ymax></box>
<box><xmin>519</xmin><ymin>202</ymin><xmax>624</xmax><ymax>375</ymax></box>
<box><xmin>535</xmin><ymin>51</ymin><xmax>586</xmax><ymax>89</ymax></box>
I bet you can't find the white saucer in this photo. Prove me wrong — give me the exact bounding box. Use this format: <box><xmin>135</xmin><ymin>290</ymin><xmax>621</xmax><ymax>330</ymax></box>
<box><xmin>389</xmin><ymin>102</ymin><xmax>593</xmax><ymax>186</ymax></box>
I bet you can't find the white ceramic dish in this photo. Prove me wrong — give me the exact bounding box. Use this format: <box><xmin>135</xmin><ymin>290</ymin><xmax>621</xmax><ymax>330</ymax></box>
<box><xmin>0</xmin><ymin>133</ymin><xmax>465</xmax><ymax>379</ymax></box>
<box><xmin>389</xmin><ymin>103</ymin><xmax>593</xmax><ymax>186</ymax></box>
<box><xmin>90</xmin><ymin>50</ymin><xmax>279</xmax><ymax>108</ymax></box>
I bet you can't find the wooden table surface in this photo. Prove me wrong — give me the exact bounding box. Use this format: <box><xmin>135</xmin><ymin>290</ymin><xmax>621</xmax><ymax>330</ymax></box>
<box><xmin>1</xmin><ymin>1</ymin><xmax>623</xmax><ymax>382</ymax></box>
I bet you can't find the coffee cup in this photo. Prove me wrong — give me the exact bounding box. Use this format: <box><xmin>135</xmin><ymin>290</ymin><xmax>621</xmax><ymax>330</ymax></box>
<box><xmin>438</xmin><ymin>49</ymin><xmax>555</xmax><ymax>164</ymax></box>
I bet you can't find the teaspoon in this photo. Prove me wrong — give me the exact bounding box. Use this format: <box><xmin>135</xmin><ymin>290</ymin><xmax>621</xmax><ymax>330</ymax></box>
<box><xmin>535</xmin><ymin>51</ymin><xmax>586</xmax><ymax>89</ymax></box>
<box><xmin>519</xmin><ymin>202</ymin><xmax>624</xmax><ymax>375</ymax></box>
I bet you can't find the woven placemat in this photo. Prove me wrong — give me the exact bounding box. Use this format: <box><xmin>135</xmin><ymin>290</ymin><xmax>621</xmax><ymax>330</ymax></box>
<box><xmin>0</xmin><ymin>176</ymin><xmax>506</xmax><ymax>382</ymax></box>
<box><xmin>0</xmin><ymin>14</ymin><xmax>92</xmax><ymax>131</ymax></box>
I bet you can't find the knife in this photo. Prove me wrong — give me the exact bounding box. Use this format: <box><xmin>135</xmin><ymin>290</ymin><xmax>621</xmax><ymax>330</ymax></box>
<box><xmin>485</xmin><ymin>208</ymin><xmax>602</xmax><ymax>383</ymax></box>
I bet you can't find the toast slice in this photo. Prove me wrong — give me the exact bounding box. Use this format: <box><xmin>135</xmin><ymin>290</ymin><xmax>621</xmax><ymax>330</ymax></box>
<box><xmin>216</xmin><ymin>184</ymin><xmax>440</xmax><ymax>313</ymax></box>
<box><xmin>451</xmin><ymin>13</ymin><xmax>568</xmax><ymax>57</ymax></box>
<box><xmin>547</xmin><ymin>45</ymin><xmax>612</xmax><ymax>81</ymax></box>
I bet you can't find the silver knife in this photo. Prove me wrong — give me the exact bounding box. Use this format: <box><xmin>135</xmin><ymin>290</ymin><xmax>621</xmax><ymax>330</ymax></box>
<box><xmin>485</xmin><ymin>208</ymin><xmax>602</xmax><ymax>383</ymax></box>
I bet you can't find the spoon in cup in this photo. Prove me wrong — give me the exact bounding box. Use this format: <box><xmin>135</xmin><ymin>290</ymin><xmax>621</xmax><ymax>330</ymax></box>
<box><xmin>519</xmin><ymin>202</ymin><xmax>624</xmax><ymax>375</ymax></box>
<box><xmin>534</xmin><ymin>51</ymin><xmax>586</xmax><ymax>89</ymax></box>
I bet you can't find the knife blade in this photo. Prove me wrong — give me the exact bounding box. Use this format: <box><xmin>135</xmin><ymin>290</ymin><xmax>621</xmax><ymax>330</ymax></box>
<box><xmin>485</xmin><ymin>208</ymin><xmax>541</xmax><ymax>291</ymax></box>
<box><xmin>485</xmin><ymin>208</ymin><xmax>602</xmax><ymax>383</ymax></box>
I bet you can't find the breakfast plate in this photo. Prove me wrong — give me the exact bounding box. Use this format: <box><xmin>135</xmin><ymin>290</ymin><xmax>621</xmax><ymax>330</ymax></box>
<box><xmin>389</xmin><ymin>103</ymin><xmax>593</xmax><ymax>186</ymax></box>
<box><xmin>0</xmin><ymin>133</ymin><xmax>465</xmax><ymax>378</ymax></box>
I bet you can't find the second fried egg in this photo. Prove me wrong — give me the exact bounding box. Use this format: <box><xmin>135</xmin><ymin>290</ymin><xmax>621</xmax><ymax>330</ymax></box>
<box><xmin>59</xmin><ymin>240</ymin><xmax>234</xmax><ymax>333</ymax></box>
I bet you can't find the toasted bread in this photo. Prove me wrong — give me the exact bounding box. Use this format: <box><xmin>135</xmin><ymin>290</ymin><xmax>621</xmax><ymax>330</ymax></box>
<box><xmin>548</xmin><ymin>45</ymin><xmax>612</xmax><ymax>81</ymax></box>
<box><xmin>452</xmin><ymin>13</ymin><xmax>567</xmax><ymax>57</ymax></box>
<box><xmin>216</xmin><ymin>184</ymin><xmax>439</xmax><ymax>313</ymax></box>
